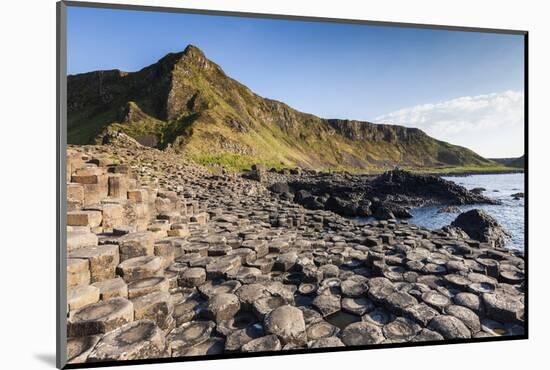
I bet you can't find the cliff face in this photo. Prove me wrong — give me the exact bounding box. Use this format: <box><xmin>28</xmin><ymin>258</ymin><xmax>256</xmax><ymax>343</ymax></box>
<box><xmin>68</xmin><ymin>45</ymin><xmax>493</xmax><ymax>171</ymax></box>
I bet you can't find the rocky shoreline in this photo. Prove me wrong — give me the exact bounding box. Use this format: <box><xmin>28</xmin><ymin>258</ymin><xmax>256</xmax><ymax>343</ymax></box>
<box><xmin>65</xmin><ymin>136</ymin><xmax>525</xmax><ymax>364</ymax></box>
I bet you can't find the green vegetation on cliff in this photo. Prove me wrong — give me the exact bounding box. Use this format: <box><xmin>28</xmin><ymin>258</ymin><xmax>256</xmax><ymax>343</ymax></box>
<box><xmin>68</xmin><ymin>45</ymin><xmax>508</xmax><ymax>172</ymax></box>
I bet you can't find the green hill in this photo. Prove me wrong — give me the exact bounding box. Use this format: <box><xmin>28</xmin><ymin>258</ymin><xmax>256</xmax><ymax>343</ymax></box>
<box><xmin>489</xmin><ymin>156</ymin><xmax>524</xmax><ymax>169</ymax></box>
<box><xmin>68</xmin><ymin>45</ymin><xmax>496</xmax><ymax>172</ymax></box>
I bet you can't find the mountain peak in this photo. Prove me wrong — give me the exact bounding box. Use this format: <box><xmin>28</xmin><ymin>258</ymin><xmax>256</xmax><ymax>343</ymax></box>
<box><xmin>183</xmin><ymin>44</ymin><xmax>206</xmax><ymax>59</ymax></box>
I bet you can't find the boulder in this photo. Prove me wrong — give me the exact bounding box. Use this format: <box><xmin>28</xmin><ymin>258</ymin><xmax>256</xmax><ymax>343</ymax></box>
<box><xmin>451</xmin><ymin>209</ymin><xmax>511</xmax><ymax>248</ymax></box>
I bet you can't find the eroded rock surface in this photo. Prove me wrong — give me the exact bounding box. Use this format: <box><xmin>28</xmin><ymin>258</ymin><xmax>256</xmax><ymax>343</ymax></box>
<box><xmin>65</xmin><ymin>144</ymin><xmax>525</xmax><ymax>364</ymax></box>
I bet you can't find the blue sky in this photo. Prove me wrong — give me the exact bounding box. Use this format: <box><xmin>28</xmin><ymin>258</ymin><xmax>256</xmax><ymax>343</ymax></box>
<box><xmin>67</xmin><ymin>6</ymin><xmax>525</xmax><ymax>157</ymax></box>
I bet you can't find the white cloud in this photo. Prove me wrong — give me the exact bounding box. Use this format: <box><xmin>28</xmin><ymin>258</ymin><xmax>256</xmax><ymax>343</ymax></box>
<box><xmin>374</xmin><ymin>91</ymin><xmax>525</xmax><ymax>158</ymax></box>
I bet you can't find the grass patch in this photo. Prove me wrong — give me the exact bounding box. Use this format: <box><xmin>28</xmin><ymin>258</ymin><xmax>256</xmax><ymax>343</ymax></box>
<box><xmin>189</xmin><ymin>153</ymin><xmax>288</xmax><ymax>172</ymax></box>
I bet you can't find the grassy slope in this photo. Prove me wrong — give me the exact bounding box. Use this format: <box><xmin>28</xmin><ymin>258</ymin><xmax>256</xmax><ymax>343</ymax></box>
<box><xmin>67</xmin><ymin>45</ymin><xmax>512</xmax><ymax>173</ymax></box>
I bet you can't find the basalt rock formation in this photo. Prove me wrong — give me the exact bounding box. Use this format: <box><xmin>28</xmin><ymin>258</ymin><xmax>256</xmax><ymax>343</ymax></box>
<box><xmin>65</xmin><ymin>139</ymin><xmax>524</xmax><ymax>364</ymax></box>
<box><xmin>68</xmin><ymin>45</ymin><xmax>493</xmax><ymax>171</ymax></box>
<box><xmin>450</xmin><ymin>209</ymin><xmax>511</xmax><ymax>248</ymax></box>
<box><xmin>264</xmin><ymin>169</ymin><xmax>497</xmax><ymax>220</ymax></box>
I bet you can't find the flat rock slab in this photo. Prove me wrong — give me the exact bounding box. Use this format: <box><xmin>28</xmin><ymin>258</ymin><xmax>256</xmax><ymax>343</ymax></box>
<box><xmin>116</xmin><ymin>256</ymin><xmax>163</xmax><ymax>283</ymax></box>
<box><xmin>167</xmin><ymin>320</ymin><xmax>215</xmax><ymax>353</ymax></box>
<box><xmin>128</xmin><ymin>277</ymin><xmax>169</xmax><ymax>299</ymax></box>
<box><xmin>118</xmin><ymin>232</ymin><xmax>155</xmax><ymax>261</ymax></box>
<box><xmin>88</xmin><ymin>320</ymin><xmax>169</xmax><ymax>362</ymax></box>
<box><xmin>132</xmin><ymin>291</ymin><xmax>174</xmax><ymax>331</ymax></box>
<box><xmin>198</xmin><ymin>280</ymin><xmax>241</xmax><ymax>299</ymax></box>
<box><xmin>235</xmin><ymin>283</ymin><xmax>268</xmax><ymax>311</ymax></box>
<box><xmin>68</xmin><ymin>297</ymin><xmax>134</xmax><ymax>337</ymax></box>
<box><xmin>382</xmin><ymin>317</ymin><xmax>421</xmax><ymax>342</ymax></box>
<box><xmin>264</xmin><ymin>305</ymin><xmax>307</xmax><ymax>345</ymax></box>
<box><xmin>67</xmin><ymin>231</ymin><xmax>98</xmax><ymax>252</ymax></box>
<box><xmin>70</xmin><ymin>245</ymin><xmax>120</xmax><ymax>283</ymax></box>
<box><xmin>241</xmin><ymin>334</ymin><xmax>282</xmax><ymax>352</ymax></box>
<box><xmin>67</xmin><ymin>285</ymin><xmax>100</xmax><ymax>312</ymax></box>
<box><xmin>308</xmin><ymin>336</ymin><xmax>345</xmax><ymax>348</ymax></box>
<box><xmin>68</xmin><ymin>210</ymin><xmax>103</xmax><ymax>228</ymax></box>
<box><xmin>67</xmin><ymin>259</ymin><xmax>91</xmax><ymax>288</ymax></box>
<box><xmin>178</xmin><ymin>267</ymin><xmax>206</xmax><ymax>288</ymax></box>
<box><xmin>312</xmin><ymin>294</ymin><xmax>341</xmax><ymax>317</ymax></box>
<box><xmin>412</xmin><ymin>328</ymin><xmax>445</xmax><ymax>342</ymax></box>
<box><xmin>482</xmin><ymin>292</ymin><xmax>524</xmax><ymax>323</ymax></box>
<box><xmin>453</xmin><ymin>292</ymin><xmax>484</xmax><ymax>315</ymax></box>
<box><xmin>225</xmin><ymin>325</ymin><xmax>265</xmax><ymax>352</ymax></box>
<box><xmin>445</xmin><ymin>305</ymin><xmax>481</xmax><ymax>333</ymax></box>
<box><xmin>428</xmin><ymin>315</ymin><xmax>472</xmax><ymax>339</ymax></box>
<box><xmin>174</xmin><ymin>337</ymin><xmax>225</xmax><ymax>357</ymax></box>
<box><xmin>92</xmin><ymin>277</ymin><xmax>128</xmax><ymax>300</ymax></box>
<box><xmin>67</xmin><ymin>335</ymin><xmax>101</xmax><ymax>364</ymax></box>
<box><xmin>340</xmin><ymin>321</ymin><xmax>385</xmax><ymax>346</ymax></box>
<box><xmin>205</xmin><ymin>293</ymin><xmax>241</xmax><ymax>322</ymax></box>
<box><xmin>306</xmin><ymin>320</ymin><xmax>340</xmax><ymax>341</ymax></box>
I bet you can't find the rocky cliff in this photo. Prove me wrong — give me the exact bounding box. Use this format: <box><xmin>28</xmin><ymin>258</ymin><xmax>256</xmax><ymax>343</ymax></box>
<box><xmin>68</xmin><ymin>45</ymin><xmax>493</xmax><ymax>171</ymax></box>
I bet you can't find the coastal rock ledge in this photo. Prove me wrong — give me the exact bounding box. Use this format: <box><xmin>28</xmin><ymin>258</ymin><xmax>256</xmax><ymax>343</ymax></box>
<box><xmin>65</xmin><ymin>142</ymin><xmax>525</xmax><ymax>364</ymax></box>
<box><xmin>450</xmin><ymin>209</ymin><xmax>511</xmax><ymax>249</ymax></box>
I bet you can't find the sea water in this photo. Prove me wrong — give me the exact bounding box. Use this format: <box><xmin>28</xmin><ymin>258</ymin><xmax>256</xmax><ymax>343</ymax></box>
<box><xmin>409</xmin><ymin>173</ymin><xmax>525</xmax><ymax>250</ymax></box>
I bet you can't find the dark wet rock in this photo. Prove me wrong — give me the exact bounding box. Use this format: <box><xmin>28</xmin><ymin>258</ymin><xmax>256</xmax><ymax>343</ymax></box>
<box><xmin>372</xmin><ymin>206</ymin><xmax>395</xmax><ymax>221</ymax></box>
<box><xmin>428</xmin><ymin>315</ymin><xmax>471</xmax><ymax>339</ymax></box>
<box><xmin>269</xmin><ymin>182</ymin><xmax>290</xmax><ymax>194</ymax></box>
<box><xmin>325</xmin><ymin>196</ymin><xmax>358</xmax><ymax>217</ymax></box>
<box><xmin>372</xmin><ymin>170</ymin><xmax>497</xmax><ymax>205</ymax></box>
<box><xmin>437</xmin><ymin>206</ymin><xmax>461</xmax><ymax>214</ymax></box>
<box><xmin>451</xmin><ymin>209</ymin><xmax>511</xmax><ymax>248</ymax></box>
<box><xmin>470</xmin><ymin>187</ymin><xmax>486</xmax><ymax>195</ymax></box>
